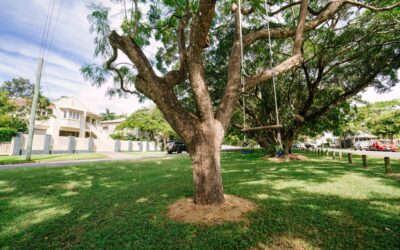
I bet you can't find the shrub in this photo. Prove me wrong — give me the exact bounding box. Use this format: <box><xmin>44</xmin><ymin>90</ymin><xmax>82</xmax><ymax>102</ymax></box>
<box><xmin>0</xmin><ymin>127</ymin><xmax>17</xmax><ymax>142</ymax></box>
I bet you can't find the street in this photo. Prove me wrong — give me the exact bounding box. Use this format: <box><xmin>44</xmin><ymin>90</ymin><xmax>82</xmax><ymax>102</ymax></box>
<box><xmin>327</xmin><ymin>148</ymin><xmax>400</xmax><ymax>160</ymax></box>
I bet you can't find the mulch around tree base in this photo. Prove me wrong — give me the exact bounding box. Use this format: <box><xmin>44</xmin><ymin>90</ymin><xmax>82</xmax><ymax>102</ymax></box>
<box><xmin>262</xmin><ymin>154</ymin><xmax>309</xmax><ymax>163</ymax></box>
<box><xmin>167</xmin><ymin>194</ymin><xmax>256</xmax><ymax>225</ymax></box>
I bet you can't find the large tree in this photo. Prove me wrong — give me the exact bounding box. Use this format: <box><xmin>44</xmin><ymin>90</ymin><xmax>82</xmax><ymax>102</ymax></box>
<box><xmin>117</xmin><ymin>107</ymin><xmax>175</xmax><ymax>140</ymax></box>
<box><xmin>0</xmin><ymin>77</ymin><xmax>52</xmax><ymax>120</ymax></box>
<box><xmin>83</xmin><ymin>0</ymin><xmax>400</xmax><ymax>205</ymax></box>
<box><xmin>235</xmin><ymin>6</ymin><xmax>400</xmax><ymax>154</ymax></box>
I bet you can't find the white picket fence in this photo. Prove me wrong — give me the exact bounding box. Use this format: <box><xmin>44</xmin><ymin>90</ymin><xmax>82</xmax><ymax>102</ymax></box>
<box><xmin>0</xmin><ymin>142</ymin><xmax>11</xmax><ymax>155</ymax></box>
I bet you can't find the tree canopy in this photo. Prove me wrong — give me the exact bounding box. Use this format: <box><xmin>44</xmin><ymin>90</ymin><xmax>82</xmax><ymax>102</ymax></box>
<box><xmin>117</xmin><ymin>107</ymin><xmax>175</xmax><ymax>140</ymax></box>
<box><xmin>0</xmin><ymin>91</ymin><xmax>28</xmax><ymax>132</ymax></box>
<box><xmin>99</xmin><ymin>108</ymin><xmax>124</xmax><ymax>121</ymax></box>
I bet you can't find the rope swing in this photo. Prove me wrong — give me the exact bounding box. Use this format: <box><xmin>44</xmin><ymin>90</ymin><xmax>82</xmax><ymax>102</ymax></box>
<box><xmin>238</xmin><ymin>0</ymin><xmax>283</xmax><ymax>148</ymax></box>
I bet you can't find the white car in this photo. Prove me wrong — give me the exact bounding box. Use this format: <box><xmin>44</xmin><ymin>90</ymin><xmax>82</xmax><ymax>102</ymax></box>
<box><xmin>353</xmin><ymin>141</ymin><xmax>370</xmax><ymax>151</ymax></box>
<box><xmin>292</xmin><ymin>143</ymin><xmax>306</xmax><ymax>149</ymax></box>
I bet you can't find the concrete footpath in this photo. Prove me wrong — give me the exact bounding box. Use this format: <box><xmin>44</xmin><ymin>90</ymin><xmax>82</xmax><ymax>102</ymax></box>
<box><xmin>0</xmin><ymin>152</ymin><xmax>187</xmax><ymax>170</ymax></box>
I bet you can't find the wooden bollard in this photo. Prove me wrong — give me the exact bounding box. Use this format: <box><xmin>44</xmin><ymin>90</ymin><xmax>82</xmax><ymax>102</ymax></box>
<box><xmin>384</xmin><ymin>157</ymin><xmax>392</xmax><ymax>174</ymax></box>
<box><xmin>362</xmin><ymin>155</ymin><xmax>367</xmax><ymax>168</ymax></box>
<box><xmin>339</xmin><ymin>152</ymin><xmax>342</xmax><ymax>161</ymax></box>
<box><xmin>348</xmin><ymin>153</ymin><xmax>352</xmax><ymax>164</ymax></box>
<box><xmin>332</xmin><ymin>151</ymin><xmax>336</xmax><ymax>160</ymax></box>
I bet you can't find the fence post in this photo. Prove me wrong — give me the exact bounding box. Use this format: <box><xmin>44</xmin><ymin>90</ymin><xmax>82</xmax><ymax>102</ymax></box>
<box><xmin>88</xmin><ymin>137</ymin><xmax>94</xmax><ymax>153</ymax></box>
<box><xmin>384</xmin><ymin>157</ymin><xmax>392</xmax><ymax>174</ymax></box>
<box><xmin>128</xmin><ymin>141</ymin><xmax>133</xmax><ymax>152</ymax></box>
<box><xmin>139</xmin><ymin>141</ymin><xmax>143</xmax><ymax>152</ymax></box>
<box><xmin>146</xmin><ymin>141</ymin><xmax>150</xmax><ymax>151</ymax></box>
<box><xmin>348</xmin><ymin>153</ymin><xmax>352</xmax><ymax>164</ymax></box>
<box><xmin>68</xmin><ymin>136</ymin><xmax>76</xmax><ymax>153</ymax></box>
<box><xmin>362</xmin><ymin>155</ymin><xmax>367</xmax><ymax>168</ymax></box>
<box><xmin>326</xmin><ymin>150</ymin><xmax>329</xmax><ymax>156</ymax></box>
<box><xmin>10</xmin><ymin>133</ymin><xmax>22</xmax><ymax>156</ymax></box>
<box><xmin>332</xmin><ymin>151</ymin><xmax>336</xmax><ymax>160</ymax></box>
<box><xmin>43</xmin><ymin>134</ymin><xmax>52</xmax><ymax>154</ymax></box>
<box><xmin>114</xmin><ymin>140</ymin><xmax>121</xmax><ymax>152</ymax></box>
<box><xmin>339</xmin><ymin>152</ymin><xmax>342</xmax><ymax>161</ymax></box>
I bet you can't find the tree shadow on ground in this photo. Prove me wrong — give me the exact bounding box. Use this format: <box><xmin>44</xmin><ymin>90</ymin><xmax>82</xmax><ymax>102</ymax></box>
<box><xmin>0</xmin><ymin>153</ymin><xmax>399</xmax><ymax>249</ymax></box>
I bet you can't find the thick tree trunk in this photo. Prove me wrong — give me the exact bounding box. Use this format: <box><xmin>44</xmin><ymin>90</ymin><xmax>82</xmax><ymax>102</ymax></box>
<box><xmin>188</xmin><ymin>121</ymin><xmax>225</xmax><ymax>205</ymax></box>
<box><xmin>190</xmin><ymin>144</ymin><xmax>224</xmax><ymax>204</ymax></box>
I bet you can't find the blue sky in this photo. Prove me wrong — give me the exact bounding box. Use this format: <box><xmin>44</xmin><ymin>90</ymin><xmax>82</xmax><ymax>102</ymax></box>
<box><xmin>0</xmin><ymin>0</ymin><xmax>148</xmax><ymax>114</ymax></box>
<box><xmin>0</xmin><ymin>0</ymin><xmax>399</xmax><ymax>116</ymax></box>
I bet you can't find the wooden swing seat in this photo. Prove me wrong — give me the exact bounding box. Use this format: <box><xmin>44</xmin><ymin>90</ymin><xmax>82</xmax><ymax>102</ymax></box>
<box><xmin>241</xmin><ymin>124</ymin><xmax>282</xmax><ymax>132</ymax></box>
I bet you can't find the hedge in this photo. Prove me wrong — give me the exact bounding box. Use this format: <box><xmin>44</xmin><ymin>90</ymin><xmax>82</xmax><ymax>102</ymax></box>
<box><xmin>0</xmin><ymin>128</ymin><xmax>17</xmax><ymax>142</ymax></box>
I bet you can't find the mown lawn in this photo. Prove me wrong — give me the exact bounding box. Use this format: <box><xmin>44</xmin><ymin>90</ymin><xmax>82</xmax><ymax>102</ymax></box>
<box><xmin>0</xmin><ymin>153</ymin><xmax>108</xmax><ymax>165</ymax></box>
<box><xmin>0</xmin><ymin>151</ymin><xmax>399</xmax><ymax>249</ymax></box>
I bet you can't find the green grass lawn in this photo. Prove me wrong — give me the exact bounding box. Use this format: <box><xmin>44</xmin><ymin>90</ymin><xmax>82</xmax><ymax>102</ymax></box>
<box><xmin>0</xmin><ymin>151</ymin><xmax>399</xmax><ymax>249</ymax></box>
<box><xmin>0</xmin><ymin>153</ymin><xmax>108</xmax><ymax>165</ymax></box>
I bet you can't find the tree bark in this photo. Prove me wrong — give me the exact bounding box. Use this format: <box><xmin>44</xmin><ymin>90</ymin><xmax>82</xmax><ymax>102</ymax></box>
<box><xmin>188</xmin><ymin>120</ymin><xmax>225</xmax><ymax>204</ymax></box>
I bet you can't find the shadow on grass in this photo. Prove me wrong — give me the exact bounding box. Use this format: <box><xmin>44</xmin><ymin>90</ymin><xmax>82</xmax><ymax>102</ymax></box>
<box><xmin>0</xmin><ymin>152</ymin><xmax>399</xmax><ymax>249</ymax></box>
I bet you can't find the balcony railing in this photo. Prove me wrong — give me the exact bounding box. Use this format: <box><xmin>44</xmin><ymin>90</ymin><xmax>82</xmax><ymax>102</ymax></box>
<box><xmin>61</xmin><ymin>119</ymin><xmax>81</xmax><ymax>128</ymax></box>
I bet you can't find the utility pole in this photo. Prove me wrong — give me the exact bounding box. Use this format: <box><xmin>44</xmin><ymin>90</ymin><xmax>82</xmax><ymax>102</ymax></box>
<box><xmin>25</xmin><ymin>58</ymin><xmax>44</xmax><ymax>160</ymax></box>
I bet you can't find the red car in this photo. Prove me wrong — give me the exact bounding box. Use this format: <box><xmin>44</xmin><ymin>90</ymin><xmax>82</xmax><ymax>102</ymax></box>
<box><xmin>369</xmin><ymin>141</ymin><xmax>397</xmax><ymax>152</ymax></box>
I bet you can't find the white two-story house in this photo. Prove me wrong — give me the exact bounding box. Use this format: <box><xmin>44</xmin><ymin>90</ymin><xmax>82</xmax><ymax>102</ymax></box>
<box><xmin>35</xmin><ymin>97</ymin><xmax>109</xmax><ymax>142</ymax></box>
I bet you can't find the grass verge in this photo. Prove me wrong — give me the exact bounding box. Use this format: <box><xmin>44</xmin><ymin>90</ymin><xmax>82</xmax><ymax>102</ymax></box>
<box><xmin>0</xmin><ymin>151</ymin><xmax>399</xmax><ymax>249</ymax></box>
<box><xmin>0</xmin><ymin>153</ymin><xmax>108</xmax><ymax>165</ymax></box>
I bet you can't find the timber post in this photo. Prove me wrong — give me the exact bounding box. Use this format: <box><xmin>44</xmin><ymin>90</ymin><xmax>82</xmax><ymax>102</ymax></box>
<box><xmin>384</xmin><ymin>157</ymin><xmax>392</xmax><ymax>174</ymax></box>
<box><xmin>362</xmin><ymin>155</ymin><xmax>367</xmax><ymax>168</ymax></box>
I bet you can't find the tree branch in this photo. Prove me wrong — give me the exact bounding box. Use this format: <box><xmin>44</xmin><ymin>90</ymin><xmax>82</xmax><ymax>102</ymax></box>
<box><xmin>244</xmin><ymin>0</ymin><xmax>309</xmax><ymax>90</ymax></box>
<box><xmin>243</xmin><ymin>0</ymin><xmax>400</xmax><ymax>47</ymax></box>
<box><xmin>305</xmin><ymin>53</ymin><xmax>400</xmax><ymax>122</ymax></box>
<box><xmin>163</xmin><ymin>12</ymin><xmax>193</xmax><ymax>87</ymax></box>
<box><xmin>344</xmin><ymin>0</ymin><xmax>400</xmax><ymax>11</ymax></box>
<box><xmin>109</xmin><ymin>31</ymin><xmax>159</xmax><ymax>83</ymax></box>
<box><xmin>186</xmin><ymin>0</ymin><xmax>217</xmax><ymax>121</ymax></box>
<box><xmin>216</xmin><ymin>3</ymin><xmax>243</xmax><ymax>130</ymax></box>
<box><xmin>105</xmin><ymin>46</ymin><xmax>140</xmax><ymax>95</ymax></box>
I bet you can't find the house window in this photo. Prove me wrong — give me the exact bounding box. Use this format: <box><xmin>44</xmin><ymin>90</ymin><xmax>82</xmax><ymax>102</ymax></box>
<box><xmin>76</xmin><ymin>113</ymin><xmax>80</xmax><ymax>120</ymax></box>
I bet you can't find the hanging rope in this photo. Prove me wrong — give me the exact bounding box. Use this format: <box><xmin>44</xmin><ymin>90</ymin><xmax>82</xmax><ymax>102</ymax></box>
<box><xmin>264</xmin><ymin>0</ymin><xmax>282</xmax><ymax>148</ymax></box>
<box><xmin>238</xmin><ymin>0</ymin><xmax>247</xmax><ymax>145</ymax></box>
<box><xmin>238</xmin><ymin>0</ymin><xmax>283</xmax><ymax>149</ymax></box>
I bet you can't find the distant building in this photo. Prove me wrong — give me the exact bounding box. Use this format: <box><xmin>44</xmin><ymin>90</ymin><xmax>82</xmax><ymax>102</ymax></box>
<box><xmin>334</xmin><ymin>131</ymin><xmax>378</xmax><ymax>148</ymax></box>
<box><xmin>35</xmin><ymin>97</ymin><xmax>109</xmax><ymax>141</ymax></box>
<box><xmin>98</xmin><ymin>118</ymin><xmax>125</xmax><ymax>135</ymax></box>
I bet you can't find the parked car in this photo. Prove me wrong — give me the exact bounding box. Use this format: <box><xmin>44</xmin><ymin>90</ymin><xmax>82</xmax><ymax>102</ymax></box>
<box><xmin>292</xmin><ymin>143</ymin><xmax>306</xmax><ymax>149</ymax></box>
<box><xmin>369</xmin><ymin>141</ymin><xmax>397</xmax><ymax>152</ymax></box>
<box><xmin>353</xmin><ymin>141</ymin><xmax>371</xmax><ymax>151</ymax></box>
<box><xmin>305</xmin><ymin>141</ymin><xmax>318</xmax><ymax>149</ymax></box>
<box><xmin>166</xmin><ymin>140</ymin><xmax>188</xmax><ymax>154</ymax></box>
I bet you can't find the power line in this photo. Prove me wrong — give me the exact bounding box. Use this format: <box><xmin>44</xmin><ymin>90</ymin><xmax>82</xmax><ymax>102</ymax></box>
<box><xmin>41</xmin><ymin>0</ymin><xmax>57</xmax><ymax>58</ymax></box>
<box><xmin>42</xmin><ymin>0</ymin><xmax>64</xmax><ymax>101</ymax></box>
<box><xmin>38</xmin><ymin>0</ymin><xmax>53</xmax><ymax>57</ymax></box>
<box><xmin>45</xmin><ymin>0</ymin><xmax>63</xmax><ymax>60</ymax></box>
